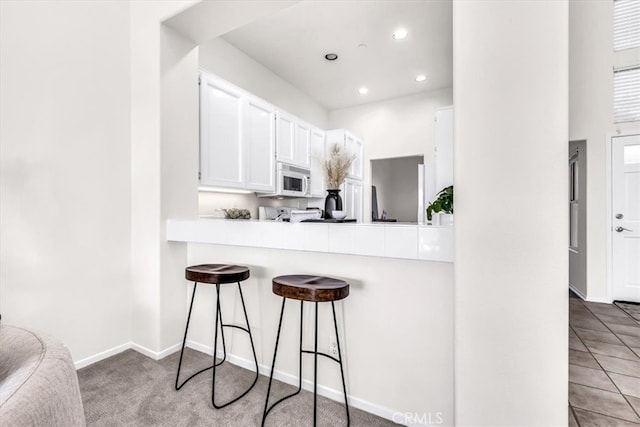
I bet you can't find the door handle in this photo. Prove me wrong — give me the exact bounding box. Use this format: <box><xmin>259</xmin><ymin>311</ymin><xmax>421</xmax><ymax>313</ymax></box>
<box><xmin>615</xmin><ymin>226</ymin><xmax>633</xmax><ymax>232</ymax></box>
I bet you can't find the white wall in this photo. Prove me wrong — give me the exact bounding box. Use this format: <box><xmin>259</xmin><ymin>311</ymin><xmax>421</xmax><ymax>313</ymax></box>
<box><xmin>159</xmin><ymin>25</ymin><xmax>200</xmax><ymax>351</ymax></box>
<box><xmin>454</xmin><ymin>1</ymin><xmax>568</xmax><ymax>425</ymax></box>
<box><xmin>130</xmin><ymin>0</ymin><xmax>198</xmax><ymax>354</ymax></box>
<box><xmin>199</xmin><ymin>37</ymin><xmax>329</xmax><ymax>129</ymax></box>
<box><xmin>187</xmin><ymin>244</ymin><xmax>454</xmax><ymax>425</ymax></box>
<box><xmin>0</xmin><ymin>1</ymin><xmax>132</xmax><ymax>361</ymax></box>
<box><xmin>329</xmin><ymin>89</ymin><xmax>453</xmax><ymax>223</ymax></box>
<box><xmin>569</xmin><ymin>1</ymin><xmax>640</xmax><ymax>302</ymax></box>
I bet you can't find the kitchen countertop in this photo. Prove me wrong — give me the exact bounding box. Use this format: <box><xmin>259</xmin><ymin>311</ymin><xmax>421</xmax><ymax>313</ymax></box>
<box><xmin>167</xmin><ymin>218</ymin><xmax>453</xmax><ymax>262</ymax></box>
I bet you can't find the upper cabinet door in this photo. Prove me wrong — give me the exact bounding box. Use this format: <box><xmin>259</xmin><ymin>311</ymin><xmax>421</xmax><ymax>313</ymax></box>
<box><xmin>309</xmin><ymin>127</ymin><xmax>326</xmax><ymax>197</ymax></box>
<box><xmin>345</xmin><ymin>132</ymin><xmax>363</xmax><ymax>179</ymax></box>
<box><xmin>277</xmin><ymin>111</ymin><xmax>311</xmax><ymax>169</ymax></box>
<box><xmin>244</xmin><ymin>98</ymin><xmax>276</xmax><ymax>192</ymax></box>
<box><xmin>276</xmin><ymin>111</ymin><xmax>295</xmax><ymax>165</ymax></box>
<box><xmin>342</xmin><ymin>178</ymin><xmax>363</xmax><ymax>222</ymax></box>
<box><xmin>294</xmin><ymin>120</ymin><xmax>311</xmax><ymax>168</ymax></box>
<box><xmin>200</xmin><ymin>74</ymin><xmax>244</xmax><ymax>188</ymax></box>
<box><xmin>351</xmin><ymin>179</ymin><xmax>363</xmax><ymax>222</ymax></box>
<box><xmin>326</xmin><ymin>130</ymin><xmax>364</xmax><ymax>181</ymax></box>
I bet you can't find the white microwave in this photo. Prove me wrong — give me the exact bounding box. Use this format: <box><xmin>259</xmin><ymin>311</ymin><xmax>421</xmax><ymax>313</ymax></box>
<box><xmin>260</xmin><ymin>163</ymin><xmax>310</xmax><ymax>198</ymax></box>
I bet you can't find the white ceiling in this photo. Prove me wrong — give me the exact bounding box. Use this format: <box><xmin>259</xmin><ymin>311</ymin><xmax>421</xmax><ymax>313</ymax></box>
<box><xmin>221</xmin><ymin>0</ymin><xmax>452</xmax><ymax>111</ymax></box>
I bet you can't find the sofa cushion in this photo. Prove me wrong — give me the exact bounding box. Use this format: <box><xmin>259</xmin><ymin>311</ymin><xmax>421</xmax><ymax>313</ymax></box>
<box><xmin>0</xmin><ymin>325</ymin><xmax>86</xmax><ymax>426</ymax></box>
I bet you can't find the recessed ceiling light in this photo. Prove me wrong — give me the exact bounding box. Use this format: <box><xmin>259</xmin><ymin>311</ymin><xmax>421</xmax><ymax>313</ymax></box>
<box><xmin>358</xmin><ymin>87</ymin><xmax>369</xmax><ymax>95</ymax></box>
<box><xmin>324</xmin><ymin>53</ymin><xmax>338</xmax><ymax>61</ymax></box>
<box><xmin>392</xmin><ymin>29</ymin><xmax>408</xmax><ymax>40</ymax></box>
<box><xmin>415</xmin><ymin>74</ymin><xmax>427</xmax><ymax>82</ymax></box>
<box><xmin>358</xmin><ymin>43</ymin><xmax>367</xmax><ymax>49</ymax></box>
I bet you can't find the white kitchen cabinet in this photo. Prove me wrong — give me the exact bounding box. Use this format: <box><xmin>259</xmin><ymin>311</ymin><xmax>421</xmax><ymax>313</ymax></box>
<box><xmin>342</xmin><ymin>178</ymin><xmax>363</xmax><ymax>222</ymax></box>
<box><xmin>244</xmin><ymin>98</ymin><xmax>276</xmax><ymax>192</ymax></box>
<box><xmin>276</xmin><ymin>110</ymin><xmax>311</xmax><ymax>169</ymax></box>
<box><xmin>294</xmin><ymin>120</ymin><xmax>311</xmax><ymax>168</ymax></box>
<box><xmin>326</xmin><ymin>129</ymin><xmax>364</xmax><ymax>180</ymax></box>
<box><xmin>276</xmin><ymin>110</ymin><xmax>295</xmax><ymax>165</ymax></box>
<box><xmin>200</xmin><ymin>73</ymin><xmax>245</xmax><ymax>189</ymax></box>
<box><xmin>309</xmin><ymin>127</ymin><xmax>326</xmax><ymax>197</ymax></box>
<box><xmin>345</xmin><ymin>133</ymin><xmax>363</xmax><ymax>179</ymax></box>
<box><xmin>434</xmin><ymin>106</ymin><xmax>453</xmax><ymax>192</ymax></box>
<box><xmin>199</xmin><ymin>71</ymin><xmax>275</xmax><ymax>192</ymax></box>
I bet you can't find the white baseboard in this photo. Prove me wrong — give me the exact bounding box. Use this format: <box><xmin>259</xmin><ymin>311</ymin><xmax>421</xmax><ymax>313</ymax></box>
<box><xmin>75</xmin><ymin>342</ymin><xmax>181</xmax><ymax>370</ymax></box>
<box><xmin>184</xmin><ymin>340</ymin><xmax>402</xmax><ymax>425</ymax></box>
<box><xmin>131</xmin><ymin>342</ymin><xmax>182</xmax><ymax>360</ymax></box>
<box><xmin>585</xmin><ymin>296</ymin><xmax>614</xmax><ymax>304</ymax></box>
<box><xmin>569</xmin><ymin>284</ymin><xmax>613</xmax><ymax>304</ymax></box>
<box><xmin>74</xmin><ymin>342</ymin><xmax>131</xmax><ymax>369</ymax></box>
<box><xmin>569</xmin><ymin>284</ymin><xmax>587</xmax><ymax>300</ymax></box>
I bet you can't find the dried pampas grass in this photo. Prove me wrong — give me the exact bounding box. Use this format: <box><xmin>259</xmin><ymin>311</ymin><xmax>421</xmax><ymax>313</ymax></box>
<box><xmin>323</xmin><ymin>143</ymin><xmax>355</xmax><ymax>189</ymax></box>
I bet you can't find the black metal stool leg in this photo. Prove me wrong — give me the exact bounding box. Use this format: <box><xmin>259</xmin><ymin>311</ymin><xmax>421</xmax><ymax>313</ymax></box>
<box><xmin>237</xmin><ymin>282</ymin><xmax>260</xmax><ymax>382</ymax></box>
<box><xmin>262</xmin><ymin>298</ymin><xmax>287</xmax><ymax>426</ymax></box>
<box><xmin>263</xmin><ymin>298</ymin><xmax>306</xmax><ymax>426</ymax></box>
<box><xmin>212</xmin><ymin>283</ymin><xmax>227</xmax><ymax>369</ymax></box>
<box><xmin>298</xmin><ymin>300</ymin><xmax>304</xmax><ymax>392</ymax></box>
<box><xmin>212</xmin><ymin>283</ymin><xmax>222</xmax><ymax>407</ymax></box>
<box><xmin>176</xmin><ymin>282</ymin><xmax>227</xmax><ymax>391</ymax></box>
<box><xmin>175</xmin><ymin>282</ymin><xmax>198</xmax><ymax>390</ymax></box>
<box><xmin>332</xmin><ymin>301</ymin><xmax>350</xmax><ymax>426</ymax></box>
<box><xmin>313</xmin><ymin>301</ymin><xmax>319</xmax><ymax>427</ymax></box>
<box><xmin>212</xmin><ymin>282</ymin><xmax>260</xmax><ymax>409</ymax></box>
<box><xmin>215</xmin><ymin>297</ymin><xmax>227</xmax><ymax>366</ymax></box>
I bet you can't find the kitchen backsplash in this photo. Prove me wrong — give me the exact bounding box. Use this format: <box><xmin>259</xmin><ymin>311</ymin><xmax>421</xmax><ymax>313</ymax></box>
<box><xmin>199</xmin><ymin>191</ymin><xmax>309</xmax><ymax>219</ymax></box>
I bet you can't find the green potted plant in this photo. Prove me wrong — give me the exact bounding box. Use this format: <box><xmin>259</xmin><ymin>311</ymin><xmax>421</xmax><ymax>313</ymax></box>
<box><xmin>426</xmin><ymin>185</ymin><xmax>453</xmax><ymax>224</ymax></box>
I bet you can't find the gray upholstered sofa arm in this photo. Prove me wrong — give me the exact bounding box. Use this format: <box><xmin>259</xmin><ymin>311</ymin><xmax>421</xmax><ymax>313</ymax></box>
<box><xmin>0</xmin><ymin>325</ymin><xmax>86</xmax><ymax>426</ymax></box>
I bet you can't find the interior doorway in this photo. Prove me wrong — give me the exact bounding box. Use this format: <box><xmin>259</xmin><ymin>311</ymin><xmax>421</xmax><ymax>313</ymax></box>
<box><xmin>609</xmin><ymin>133</ymin><xmax>640</xmax><ymax>303</ymax></box>
<box><xmin>371</xmin><ymin>155</ymin><xmax>424</xmax><ymax>223</ymax></box>
<box><xmin>569</xmin><ymin>140</ymin><xmax>587</xmax><ymax>299</ymax></box>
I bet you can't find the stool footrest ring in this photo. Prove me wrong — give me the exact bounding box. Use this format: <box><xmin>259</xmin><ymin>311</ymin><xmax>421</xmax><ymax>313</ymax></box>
<box><xmin>301</xmin><ymin>349</ymin><xmax>341</xmax><ymax>364</ymax></box>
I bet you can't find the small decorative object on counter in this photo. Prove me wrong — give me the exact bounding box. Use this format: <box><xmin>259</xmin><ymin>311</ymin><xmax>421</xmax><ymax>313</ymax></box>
<box><xmin>331</xmin><ymin>210</ymin><xmax>347</xmax><ymax>220</ymax></box>
<box><xmin>224</xmin><ymin>208</ymin><xmax>251</xmax><ymax>219</ymax></box>
<box><xmin>426</xmin><ymin>185</ymin><xmax>453</xmax><ymax>224</ymax></box>
<box><xmin>323</xmin><ymin>143</ymin><xmax>355</xmax><ymax>219</ymax></box>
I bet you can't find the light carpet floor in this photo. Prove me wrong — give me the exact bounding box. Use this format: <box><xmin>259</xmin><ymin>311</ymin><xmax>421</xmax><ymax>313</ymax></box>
<box><xmin>77</xmin><ymin>348</ymin><xmax>399</xmax><ymax>427</ymax></box>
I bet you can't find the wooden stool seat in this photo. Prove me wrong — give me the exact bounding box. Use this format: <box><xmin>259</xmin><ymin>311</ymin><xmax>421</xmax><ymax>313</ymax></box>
<box><xmin>185</xmin><ymin>264</ymin><xmax>250</xmax><ymax>284</ymax></box>
<box><xmin>272</xmin><ymin>274</ymin><xmax>349</xmax><ymax>302</ymax></box>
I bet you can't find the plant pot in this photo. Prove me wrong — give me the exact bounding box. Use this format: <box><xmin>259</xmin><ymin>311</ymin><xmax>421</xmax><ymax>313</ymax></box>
<box><xmin>324</xmin><ymin>189</ymin><xmax>343</xmax><ymax>219</ymax></box>
<box><xmin>439</xmin><ymin>213</ymin><xmax>454</xmax><ymax>226</ymax></box>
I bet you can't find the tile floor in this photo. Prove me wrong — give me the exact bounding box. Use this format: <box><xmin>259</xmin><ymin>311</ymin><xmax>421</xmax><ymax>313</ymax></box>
<box><xmin>569</xmin><ymin>292</ymin><xmax>640</xmax><ymax>426</ymax></box>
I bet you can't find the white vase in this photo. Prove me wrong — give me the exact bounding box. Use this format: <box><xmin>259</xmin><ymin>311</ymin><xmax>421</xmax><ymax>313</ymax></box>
<box><xmin>439</xmin><ymin>213</ymin><xmax>454</xmax><ymax>226</ymax></box>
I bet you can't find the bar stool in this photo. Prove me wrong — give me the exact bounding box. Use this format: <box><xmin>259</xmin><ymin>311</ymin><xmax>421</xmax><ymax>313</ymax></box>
<box><xmin>262</xmin><ymin>274</ymin><xmax>350</xmax><ymax>427</ymax></box>
<box><xmin>175</xmin><ymin>264</ymin><xmax>259</xmax><ymax>408</ymax></box>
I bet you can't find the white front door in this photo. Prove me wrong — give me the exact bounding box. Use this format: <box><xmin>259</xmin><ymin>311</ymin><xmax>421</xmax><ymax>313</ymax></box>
<box><xmin>612</xmin><ymin>134</ymin><xmax>640</xmax><ymax>302</ymax></box>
